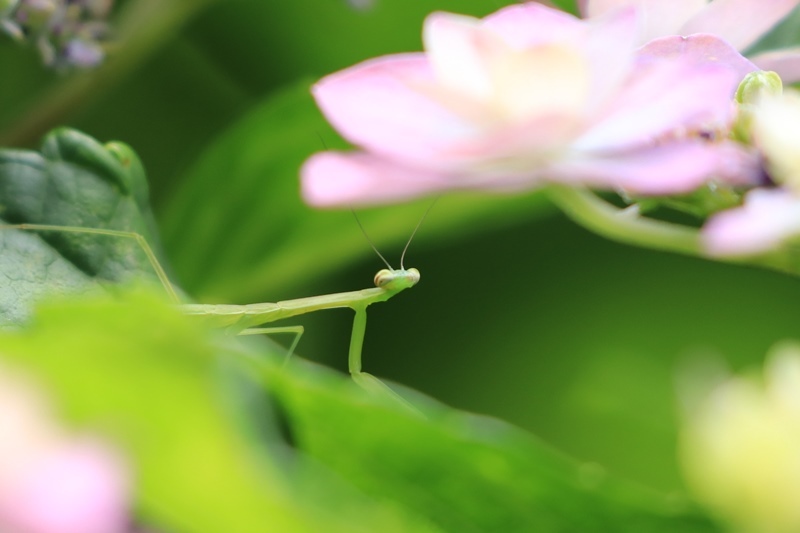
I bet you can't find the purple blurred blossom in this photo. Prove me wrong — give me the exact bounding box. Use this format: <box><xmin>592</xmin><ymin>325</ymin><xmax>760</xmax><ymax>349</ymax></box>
<box><xmin>2</xmin><ymin>0</ymin><xmax>113</xmax><ymax>69</ymax></box>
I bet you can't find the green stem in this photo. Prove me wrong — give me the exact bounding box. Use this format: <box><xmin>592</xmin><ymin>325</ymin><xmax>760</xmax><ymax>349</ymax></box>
<box><xmin>546</xmin><ymin>184</ymin><xmax>799</xmax><ymax>276</ymax></box>
<box><xmin>546</xmin><ymin>184</ymin><xmax>702</xmax><ymax>256</ymax></box>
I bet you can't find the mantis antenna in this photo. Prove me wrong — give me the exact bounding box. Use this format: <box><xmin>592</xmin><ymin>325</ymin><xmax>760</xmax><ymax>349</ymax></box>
<box><xmin>316</xmin><ymin>132</ymin><xmax>429</xmax><ymax>272</ymax></box>
<box><xmin>351</xmin><ymin>210</ymin><xmax>393</xmax><ymax>271</ymax></box>
<box><xmin>352</xmin><ymin>198</ymin><xmax>438</xmax><ymax>271</ymax></box>
<box><xmin>400</xmin><ymin>198</ymin><xmax>438</xmax><ymax>270</ymax></box>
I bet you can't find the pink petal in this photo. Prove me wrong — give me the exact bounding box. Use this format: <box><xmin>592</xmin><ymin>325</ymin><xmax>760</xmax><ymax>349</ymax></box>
<box><xmin>301</xmin><ymin>150</ymin><xmax>554</xmax><ymax>207</ymax></box>
<box><xmin>751</xmin><ymin>47</ymin><xmax>800</xmax><ymax>84</ymax></box>
<box><xmin>547</xmin><ymin>140</ymin><xmax>761</xmax><ymax>194</ymax></box>
<box><xmin>575</xmin><ymin>61</ymin><xmax>739</xmax><ymax>151</ymax></box>
<box><xmin>680</xmin><ymin>0</ymin><xmax>800</xmax><ymax>51</ymax></box>
<box><xmin>582</xmin><ymin>0</ymin><xmax>708</xmax><ymax>42</ymax></box>
<box><xmin>703</xmin><ymin>188</ymin><xmax>800</xmax><ymax>256</ymax></box>
<box><xmin>426</xmin><ymin>5</ymin><xmax>639</xmax><ymax>113</ymax></box>
<box><xmin>631</xmin><ymin>0</ymin><xmax>707</xmax><ymax>41</ymax></box>
<box><xmin>579</xmin><ymin>7</ymin><xmax>640</xmax><ymax>108</ymax></box>
<box><xmin>636</xmin><ymin>33</ymin><xmax>758</xmax><ymax>82</ymax></box>
<box><xmin>0</xmin><ymin>441</ymin><xmax>130</xmax><ymax>533</ymax></box>
<box><xmin>301</xmin><ymin>152</ymin><xmax>456</xmax><ymax>207</ymax></box>
<box><xmin>423</xmin><ymin>12</ymin><xmax>506</xmax><ymax>102</ymax></box>
<box><xmin>441</xmin><ymin>112</ymin><xmax>584</xmax><ymax>164</ymax></box>
<box><xmin>482</xmin><ymin>2</ymin><xmax>584</xmax><ymax>48</ymax></box>
<box><xmin>311</xmin><ymin>54</ymin><xmax>477</xmax><ymax>163</ymax></box>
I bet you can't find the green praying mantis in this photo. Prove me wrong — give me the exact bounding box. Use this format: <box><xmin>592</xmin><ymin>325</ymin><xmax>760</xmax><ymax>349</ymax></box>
<box><xmin>0</xmin><ymin>128</ymin><xmax>432</xmax><ymax>411</ymax></box>
<box><xmin>2</xmin><ymin>214</ymin><xmax>426</xmax><ymax>408</ymax></box>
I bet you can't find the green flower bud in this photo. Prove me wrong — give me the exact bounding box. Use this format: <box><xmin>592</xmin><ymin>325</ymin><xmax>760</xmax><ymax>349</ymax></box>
<box><xmin>733</xmin><ymin>71</ymin><xmax>784</xmax><ymax>144</ymax></box>
<box><xmin>736</xmin><ymin>70</ymin><xmax>783</xmax><ymax>105</ymax></box>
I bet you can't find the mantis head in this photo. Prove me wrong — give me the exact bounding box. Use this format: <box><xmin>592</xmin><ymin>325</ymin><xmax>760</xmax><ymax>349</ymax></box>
<box><xmin>374</xmin><ymin>268</ymin><xmax>420</xmax><ymax>290</ymax></box>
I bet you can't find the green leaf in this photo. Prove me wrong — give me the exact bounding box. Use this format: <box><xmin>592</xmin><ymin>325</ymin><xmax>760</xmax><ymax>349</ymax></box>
<box><xmin>0</xmin><ymin>128</ymin><xmax>168</xmax><ymax>326</ymax></box>
<box><xmin>261</xmin><ymin>339</ymin><xmax>721</xmax><ymax>533</ymax></box>
<box><xmin>0</xmin><ymin>289</ymin><xmax>720</xmax><ymax>532</ymax></box>
<box><xmin>0</xmin><ymin>290</ymin><xmax>442</xmax><ymax>533</ymax></box>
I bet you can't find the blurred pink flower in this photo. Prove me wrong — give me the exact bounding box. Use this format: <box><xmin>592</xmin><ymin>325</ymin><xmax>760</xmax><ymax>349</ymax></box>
<box><xmin>0</xmin><ymin>441</ymin><xmax>130</xmax><ymax>533</ymax></box>
<box><xmin>703</xmin><ymin>87</ymin><xmax>800</xmax><ymax>257</ymax></box>
<box><xmin>302</xmin><ymin>3</ymin><xmax>760</xmax><ymax>207</ymax></box>
<box><xmin>0</xmin><ymin>368</ymin><xmax>130</xmax><ymax>533</ymax></box>
<box><xmin>702</xmin><ymin>188</ymin><xmax>800</xmax><ymax>256</ymax></box>
<box><xmin>580</xmin><ymin>0</ymin><xmax>800</xmax><ymax>82</ymax></box>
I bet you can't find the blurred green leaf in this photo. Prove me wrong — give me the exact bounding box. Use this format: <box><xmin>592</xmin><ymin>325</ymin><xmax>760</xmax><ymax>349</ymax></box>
<box><xmin>747</xmin><ymin>4</ymin><xmax>800</xmax><ymax>54</ymax></box>
<box><xmin>186</xmin><ymin>0</ymin><xmax>518</xmax><ymax>95</ymax></box>
<box><xmin>0</xmin><ymin>128</ymin><xmax>167</xmax><ymax>326</ymax></box>
<box><xmin>0</xmin><ymin>290</ymin><xmax>444</xmax><ymax>533</ymax></box>
<box><xmin>550</xmin><ymin>0</ymin><xmax>579</xmax><ymax>16</ymax></box>
<box><xmin>258</xmin><ymin>338</ymin><xmax>718</xmax><ymax>532</ymax></box>
<box><xmin>0</xmin><ymin>290</ymin><xmax>720</xmax><ymax>532</ymax></box>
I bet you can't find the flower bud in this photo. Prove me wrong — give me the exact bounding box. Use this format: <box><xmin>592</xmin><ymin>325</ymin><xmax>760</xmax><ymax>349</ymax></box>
<box><xmin>733</xmin><ymin>71</ymin><xmax>783</xmax><ymax>144</ymax></box>
<box><xmin>736</xmin><ymin>70</ymin><xmax>783</xmax><ymax>105</ymax></box>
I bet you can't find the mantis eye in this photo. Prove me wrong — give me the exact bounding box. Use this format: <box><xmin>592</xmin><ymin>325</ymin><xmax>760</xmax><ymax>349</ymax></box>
<box><xmin>374</xmin><ymin>269</ymin><xmax>393</xmax><ymax>287</ymax></box>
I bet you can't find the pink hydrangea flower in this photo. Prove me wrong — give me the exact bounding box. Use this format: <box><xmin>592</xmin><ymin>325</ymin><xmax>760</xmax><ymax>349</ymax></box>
<box><xmin>302</xmin><ymin>3</ymin><xmax>760</xmax><ymax>207</ymax></box>
<box><xmin>580</xmin><ymin>0</ymin><xmax>800</xmax><ymax>82</ymax></box>
<box><xmin>0</xmin><ymin>367</ymin><xmax>130</xmax><ymax>533</ymax></box>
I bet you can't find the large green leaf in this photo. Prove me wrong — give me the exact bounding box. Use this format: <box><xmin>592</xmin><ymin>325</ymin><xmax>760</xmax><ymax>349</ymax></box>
<box><xmin>0</xmin><ymin>128</ymin><xmax>168</xmax><ymax>326</ymax></box>
<box><xmin>0</xmin><ymin>290</ymin><xmax>441</xmax><ymax>533</ymax></box>
<box><xmin>0</xmin><ymin>290</ymin><xmax>721</xmax><ymax>532</ymax></box>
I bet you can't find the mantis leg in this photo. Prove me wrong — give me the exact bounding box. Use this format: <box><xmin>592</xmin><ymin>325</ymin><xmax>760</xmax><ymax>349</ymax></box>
<box><xmin>348</xmin><ymin>308</ymin><xmax>420</xmax><ymax>414</ymax></box>
<box><xmin>237</xmin><ymin>326</ymin><xmax>304</xmax><ymax>366</ymax></box>
<box><xmin>0</xmin><ymin>223</ymin><xmax>179</xmax><ymax>303</ymax></box>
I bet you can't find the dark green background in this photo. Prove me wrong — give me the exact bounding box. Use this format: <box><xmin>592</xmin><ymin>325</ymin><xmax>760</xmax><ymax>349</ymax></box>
<box><xmin>3</xmin><ymin>0</ymin><xmax>800</xmax><ymax>495</ymax></box>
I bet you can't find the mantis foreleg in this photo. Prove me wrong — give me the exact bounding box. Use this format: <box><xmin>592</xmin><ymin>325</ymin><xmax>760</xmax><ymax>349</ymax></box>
<box><xmin>348</xmin><ymin>307</ymin><xmax>421</xmax><ymax>414</ymax></box>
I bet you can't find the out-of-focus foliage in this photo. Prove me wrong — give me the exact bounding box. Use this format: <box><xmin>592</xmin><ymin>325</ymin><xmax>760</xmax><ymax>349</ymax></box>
<box><xmin>3</xmin><ymin>1</ymin><xmax>800</xmax><ymax>530</ymax></box>
<box><xmin>0</xmin><ymin>289</ymin><xmax>719</xmax><ymax>532</ymax></box>
<box><xmin>0</xmin><ymin>291</ymin><xmax>440</xmax><ymax>533</ymax></box>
